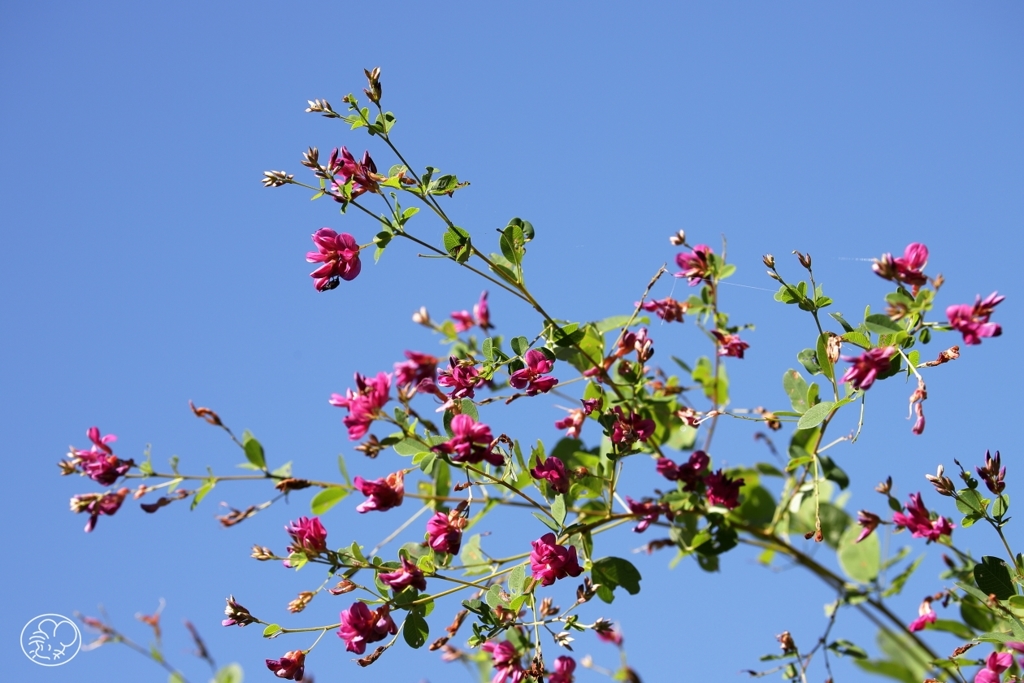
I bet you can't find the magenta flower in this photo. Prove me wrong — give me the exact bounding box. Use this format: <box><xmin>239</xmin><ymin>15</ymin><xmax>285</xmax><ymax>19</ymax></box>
<box><xmin>222</xmin><ymin>595</ymin><xmax>254</xmax><ymax>627</ymax></box>
<box><xmin>394</xmin><ymin>351</ymin><xmax>439</xmax><ymax>388</ymax></box>
<box><xmin>436</xmin><ymin>356</ymin><xmax>482</xmax><ymax>400</ymax></box>
<box><xmin>839</xmin><ymin>346</ymin><xmax>896</xmax><ymax>391</ymax></box>
<box><xmin>549</xmin><ymin>656</ymin><xmax>576</xmax><ymax>683</ymax></box>
<box><xmin>625</xmin><ymin>497</ymin><xmax>673</xmax><ymax>533</ymax></box>
<box><xmin>432</xmin><ymin>414</ymin><xmax>503</xmax><ymax>466</ymax></box>
<box><xmin>379</xmin><ymin>556</ymin><xmax>427</xmax><ymax>591</ymax></box>
<box><xmin>596</xmin><ymin>623</ymin><xmax>623</xmax><ymax>646</ymax></box>
<box><xmin>265</xmin><ymin>650</ymin><xmax>305</xmax><ymax>680</ymax></box>
<box><xmin>637</xmin><ymin>297</ymin><xmax>688</xmax><ymax>323</ymax></box>
<box><xmin>354</xmin><ymin>471</ymin><xmax>405</xmax><ymax>513</ymax></box>
<box><xmin>674</xmin><ymin>244</ymin><xmax>713</xmax><ymax>285</ymax></box>
<box><xmin>474</xmin><ymin>291</ymin><xmax>493</xmax><ymax>331</ymax></box>
<box><xmin>509</xmin><ymin>349</ymin><xmax>558</xmax><ymax>396</ymax></box>
<box><xmin>482</xmin><ymin>639</ymin><xmax>525</xmax><ymax>683</ymax></box>
<box><xmin>947</xmin><ymin>292</ymin><xmax>1004</xmax><ymax>345</ymax></box>
<box><xmin>531</xmin><ymin>457</ymin><xmax>570</xmax><ymax>494</ymax></box>
<box><xmin>555</xmin><ymin>410</ymin><xmax>585</xmax><ymax>439</ymax></box>
<box><xmin>656</xmin><ymin>451</ymin><xmax>709</xmax><ymax>491</ymax></box>
<box><xmin>69</xmin><ymin>427</ymin><xmax>132</xmax><ymax>486</ymax></box>
<box><xmin>712</xmin><ymin>330</ymin><xmax>749</xmax><ymax>359</ymax></box>
<box><xmin>908</xmin><ymin>598</ymin><xmax>936</xmax><ymax>632</ymax></box>
<box><xmin>328</xmin><ymin>146</ymin><xmax>380</xmax><ymax>198</ymax></box>
<box><xmin>307</xmin><ymin>228</ymin><xmax>362</xmax><ymax>291</ymax></box>
<box><xmin>69</xmin><ymin>487</ymin><xmax>130</xmax><ymax>532</ymax></box>
<box><xmin>450</xmin><ymin>309</ymin><xmax>475</xmax><ymax>332</ymax></box>
<box><xmin>892</xmin><ymin>493</ymin><xmax>954</xmax><ymax>541</ymax></box>
<box><xmin>705</xmin><ymin>469</ymin><xmax>744</xmax><ymax>509</ymax></box>
<box><xmin>855</xmin><ymin>510</ymin><xmax>881</xmax><ymax>543</ymax></box>
<box><xmin>610</xmin><ymin>407</ymin><xmax>655</xmax><ymax>447</ymax></box>
<box><xmin>426</xmin><ymin>511</ymin><xmax>463</xmax><ymax>554</ymax></box>
<box><xmin>975</xmin><ymin>651</ymin><xmax>1013</xmax><ymax>683</ymax></box>
<box><xmin>530</xmin><ymin>533</ymin><xmax>583</xmax><ymax>586</ymax></box>
<box><xmin>872</xmin><ymin>243</ymin><xmax>929</xmax><ymax>287</ymax></box>
<box><xmin>337</xmin><ymin>602</ymin><xmax>397</xmax><ymax>655</ymax></box>
<box><xmin>977</xmin><ymin>450</ymin><xmax>1006</xmax><ymax>496</ymax></box>
<box><xmin>285</xmin><ymin>516</ymin><xmax>328</xmax><ymax>556</ymax></box>
<box><xmin>330</xmin><ymin>372</ymin><xmax>391</xmax><ymax>440</ymax></box>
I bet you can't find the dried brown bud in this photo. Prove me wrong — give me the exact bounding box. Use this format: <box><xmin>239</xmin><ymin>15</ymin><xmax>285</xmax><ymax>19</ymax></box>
<box><xmin>300</xmin><ymin>146</ymin><xmax>320</xmax><ymax>169</ymax></box>
<box><xmin>189</xmin><ymin>400</ymin><xmax>224</xmax><ymax>426</ymax></box>
<box><xmin>793</xmin><ymin>250</ymin><xmax>812</xmax><ymax>270</ymax></box>
<box><xmin>363</xmin><ymin>67</ymin><xmax>382</xmax><ymax>104</ymax></box>
<box><xmin>753</xmin><ymin>407</ymin><xmax>782</xmax><ymax>431</ymax></box>
<box><xmin>539</xmin><ymin>597</ymin><xmax>559</xmax><ymax>617</ymax></box>
<box><xmin>825</xmin><ymin>332</ymin><xmax>842</xmax><ymax>365</ymax></box>
<box><xmin>762</xmin><ymin>254</ymin><xmax>775</xmax><ymax>269</ymax></box>
<box><xmin>357</xmin><ymin>646</ymin><xmax>385</xmax><ymax>667</ymax></box>
<box><xmin>355</xmin><ymin>434</ymin><xmax>383</xmax><ymax>459</ymax></box>
<box><xmin>275</xmin><ymin>478</ymin><xmax>313</xmax><ymax>493</ymax></box>
<box><xmin>777</xmin><ymin>630</ymin><xmax>796</xmax><ymax>653</ymax></box>
<box><xmin>920</xmin><ymin>345</ymin><xmax>960</xmax><ymax>368</ymax></box>
<box><xmin>287</xmin><ymin>591</ymin><xmax>315</xmax><ymax>613</ymax></box>
<box><xmin>576</xmin><ymin>577</ymin><xmax>597</xmax><ymax>604</ymax></box>
<box><xmin>875</xmin><ymin>476</ymin><xmax>893</xmax><ymax>495</ymax></box>
<box><xmin>218</xmin><ymin>505</ymin><xmax>259</xmax><ymax>527</ymax></box>
<box><xmin>668</xmin><ymin>229</ymin><xmax>686</xmax><ymax>246</ymax></box>
<box><xmin>251</xmin><ymin>545</ymin><xmax>275</xmax><ymax>561</ymax></box>
<box><xmin>328</xmin><ymin>579</ymin><xmax>357</xmax><ymax>595</ymax></box>
<box><xmin>950</xmin><ymin>643</ymin><xmax>975</xmax><ymax>657</ymax></box>
<box><xmin>261</xmin><ymin>170</ymin><xmax>294</xmax><ymax>188</ymax></box>
<box><xmin>58</xmin><ymin>459</ymin><xmax>78</xmax><ymax>475</ymax></box>
<box><xmin>925</xmin><ymin>465</ymin><xmax>955</xmax><ymax>496</ymax></box>
<box><xmin>932</xmin><ymin>273</ymin><xmax>945</xmax><ymax>290</ymax></box>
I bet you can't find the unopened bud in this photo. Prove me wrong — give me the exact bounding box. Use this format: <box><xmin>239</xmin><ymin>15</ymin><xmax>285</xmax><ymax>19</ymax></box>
<box><xmin>767</xmin><ymin>270</ymin><xmax>781</xmax><ymax>282</ymax></box>
<box><xmin>762</xmin><ymin>254</ymin><xmax>775</xmax><ymax>269</ymax></box>
<box><xmin>261</xmin><ymin>170</ymin><xmax>294</xmax><ymax>188</ymax></box>
<box><xmin>793</xmin><ymin>250</ymin><xmax>812</xmax><ymax>270</ymax></box>
<box><xmin>251</xmin><ymin>545</ymin><xmax>275</xmax><ymax>561</ymax></box>
<box><xmin>669</xmin><ymin>230</ymin><xmax>686</xmax><ymax>246</ymax></box>
<box><xmin>223</xmin><ymin>595</ymin><xmax>255</xmax><ymax>627</ymax></box>
<box><xmin>412</xmin><ymin>306</ymin><xmax>431</xmax><ymax>325</ymax></box>
<box><xmin>287</xmin><ymin>591</ymin><xmax>315</xmax><ymax>613</ymax></box>
<box><xmin>777</xmin><ymin>631</ymin><xmax>796</xmax><ymax>653</ymax></box>
<box><xmin>875</xmin><ymin>476</ymin><xmax>892</xmax><ymax>495</ymax></box>
<box><xmin>363</xmin><ymin>67</ymin><xmax>382</xmax><ymax>104</ymax></box>
<box><xmin>328</xmin><ymin>579</ymin><xmax>357</xmax><ymax>595</ymax></box>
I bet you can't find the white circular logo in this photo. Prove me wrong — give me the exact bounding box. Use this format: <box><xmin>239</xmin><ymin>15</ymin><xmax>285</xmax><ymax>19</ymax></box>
<box><xmin>20</xmin><ymin>613</ymin><xmax>81</xmax><ymax>666</ymax></box>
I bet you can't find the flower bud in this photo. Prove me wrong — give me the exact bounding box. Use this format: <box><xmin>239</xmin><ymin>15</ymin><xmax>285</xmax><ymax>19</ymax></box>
<box><xmin>223</xmin><ymin>595</ymin><xmax>255</xmax><ymax>627</ymax></box>
<box><xmin>762</xmin><ymin>254</ymin><xmax>775</xmax><ymax>269</ymax></box>
<box><xmin>793</xmin><ymin>250</ymin><xmax>812</xmax><ymax>270</ymax></box>
<box><xmin>924</xmin><ymin>465</ymin><xmax>955</xmax><ymax>496</ymax></box>
<box><xmin>261</xmin><ymin>170</ymin><xmax>294</xmax><ymax>188</ymax></box>
<box><xmin>412</xmin><ymin>306</ymin><xmax>431</xmax><ymax>325</ymax></box>
<box><xmin>668</xmin><ymin>229</ymin><xmax>686</xmax><ymax>246</ymax></box>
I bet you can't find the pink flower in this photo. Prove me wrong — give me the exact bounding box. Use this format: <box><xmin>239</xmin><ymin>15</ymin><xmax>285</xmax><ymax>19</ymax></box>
<box><xmin>330</xmin><ymin>372</ymin><xmax>391</xmax><ymax>440</ymax></box>
<box><xmin>656</xmin><ymin>451</ymin><xmax>709</xmax><ymax>491</ymax></box>
<box><xmin>549</xmin><ymin>656</ymin><xmax>576</xmax><ymax>683</ymax></box>
<box><xmin>69</xmin><ymin>487</ymin><xmax>130</xmax><ymax>532</ymax></box>
<box><xmin>378</xmin><ymin>556</ymin><xmax>427</xmax><ymax>591</ymax></box>
<box><xmin>481</xmin><ymin>639</ymin><xmax>525</xmax><ymax>683</ymax></box>
<box><xmin>265</xmin><ymin>650</ymin><xmax>305</xmax><ymax>680</ymax></box>
<box><xmin>509</xmin><ymin>349</ymin><xmax>558</xmax><ymax>396</ymax></box>
<box><xmin>873</xmin><ymin>243</ymin><xmax>929</xmax><ymax>287</ymax></box>
<box><xmin>222</xmin><ymin>595</ymin><xmax>254</xmax><ymax>627</ymax></box>
<box><xmin>674</xmin><ymin>244</ymin><xmax>713</xmax><ymax>285</ymax></box>
<box><xmin>285</xmin><ymin>516</ymin><xmax>328</xmax><ymax>556</ymax></box>
<box><xmin>337</xmin><ymin>602</ymin><xmax>397</xmax><ymax>655</ymax></box>
<box><xmin>625</xmin><ymin>497</ymin><xmax>673</xmax><ymax>533</ymax></box>
<box><xmin>610</xmin><ymin>407</ymin><xmax>655</xmax><ymax>447</ymax></box>
<box><xmin>354</xmin><ymin>471</ymin><xmax>405</xmax><ymax>513</ymax></box>
<box><xmin>947</xmin><ymin>292</ymin><xmax>1004</xmax><ymax>345</ymax></box>
<box><xmin>328</xmin><ymin>146</ymin><xmax>380</xmax><ymax>198</ymax></box>
<box><xmin>855</xmin><ymin>510</ymin><xmax>881</xmax><ymax>543</ymax></box>
<box><xmin>531</xmin><ymin>457</ymin><xmax>570</xmax><ymax>494</ymax></box>
<box><xmin>908</xmin><ymin>597</ymin><xmax>936</xmax><ymax>632</ymax></box>
<box><xmin>596</xmin><ymin>623</ymin><xmax>623</xmax><ymax>646</ymax></box>
<box><xmin>451</xmin><ymin>310</ymin><xmax>475</xmax><ymax>332</ymax></box>
<box><xmin>69</xmin><ymin>427</ymin><xmax>132</xmax><ymax>486</ymax></box>
<box><xmin>307</xmin><ymin>228</ymin><xmax>361</xmax><ymax>291</ymax></box>
<box><xmin>530</xmin><ymin>533</ymin><xmax>583</xmax><ymax>586</ymax></box>
<box><xmin>432</xmin><ymin>414</ymin><xmax>503</xmax><ymax>466</ymax></box>
<box><xmin>839</xmin><ymin>346</ymin><xmax>896</xmax><ymax>391</ymax></box>
<box><xmin>394</xmin><ymin>351</ymin><xmax>439</xmax><ymax>388</ymax></box>
<box><xmin>436</xmin><ymin>357</ymin><xmax>481</xmax><ymax>400</ymax></box>
<box><xmin>426</xmin><ymin>511</ymin><xmax>462</xmax><ymax>554</ymax></box>
<box><xmin>974</xmin><ymin>651</ymin><xmax>1013</xmax><ymax>683</ymax></box>
<box><xmin>637</xmin><ymin>297</ymin><xmax>688</xmax><ymax>323</ymax></box>
<box><xmin>892</xmin><ymin>493</ymin><xmax>954</xmax><ymax>541</ymax></box>
<box><xmin>712</xmin><ymin>330</ymin><xmax>749</xmax><ymax>359</ymax></box>
<box><xmin>555</xmin><ymin>410</ymin><xmax>585</xmax><ymax>438</ymax></box>
<box><xmin>474</xmin><ymin>291</ymin><xmax>493</xmax><ymax>332</ymax></box>
<box><xmin>705</xmin><ymin>469</ymin><xmax>744</xmax><ymax>509</ymax></box>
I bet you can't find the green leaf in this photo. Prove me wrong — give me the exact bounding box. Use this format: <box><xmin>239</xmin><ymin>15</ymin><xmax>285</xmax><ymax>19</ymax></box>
<box><xmin>853</xmin><ymin>659</ymin><xmax>917</xmax><ymax>683</ymax></box>
<box><xmin>169</xmin><ymin>674</ymin><xmax>185</xmax><ymax>683</ymax></box>
<box><xmin>797</xmin><ymin>348</ymin><xmax>821</xmax><ymax>376</ymax></box>
<box><xmin>591</xmin><ymin>557</ymin><xmax>642</xmax><ymax>603</ymax></box>
<box><xmin>829</xmin><ymin>312</ymin><xmax>855</xmax><ymax>332</ymax></box>
<box><xmin>213</xmin><ymin>663</ymin><xmax>244</xmax><ymax>683</ymax></box>
<box><xmin>508</xmin><ymin>564</ymin><xmax>527</xmax><ymax>595</ymax></box>
<box><xmin>955</xmin><ymin>488</ymin><xmax>988</xmax><ymax>516</ymax></box>
<box><xmin>532</xmin><ymin>511</ymin><xmax>560</xmax><ymax>533</ymax></box>
<box><xmin>310</xmin><ymin>487</ymin><xmax>349</xmax><ymax>515</ymax></box>
<box><xmin>393</xmin><ymin>438</ymin><xmax>429</xmax><ymax>457</ymax></box>
<box><xmin>797</xmin><ymin>401</ymin><xmax>834</xmax><ymax>430</ymax></box>
<box><xmin>993</xmin><ymin>495</ymin><xmax>1010</xmax><ymax>518</ymax></box>
<box><xmin>975</xmin><ymin>556</ymin><xmax>1016</xmax><ymax>600</ymax></box>
<box><xmin>864</xmin><ymin>313</ymin><xmax>902</xmax><ymax>335</ymax></box>
<box><xmin>191</xmin><ymin>479</ymin><xmax>215</xmax><ymax>510</ymax></box>
<box><xmin>551</xmin><ymin>495</ymin><xmax>567</xmax><ymax>527</ymax></box>
<box><xmin>403</xmin><ymin>613</ymin><xmax>429</xmax><ymax>649</ymax></box>
<box><xmin>929</xmin><ymin>619</ymin><xmax>975</xmax><ymax>640</ymax></box>
<box><xmin>838</xmin><ymin>525</ymin><xmax>880</xmax><ymax>583</ymax></box>
<box><xmin>882</xmin><ymin>555</ymin><xmax>923</xmax><ymax>597</ymax></box>
<box><xmin>242</xmin><ymin>430</ymin><xmax>266</xmax><ymax>470</ymax></box>
<box><xmin>827</xmin><ymin>639</ymin><xmax>868</xmax><ymax>659</ymax></box>
<box><xmin>816</xmin><ymin>333</ymin><xmax>834</xmax><ymax>382</ymax></box>
<box><xmin>510</xmin><ymin>336</ymin><xmax>529</xmax><ymax>357</ymax></box>
<box><xmin>262</xmin><ymin>623</ymin><xmax>281</xmax><ymax>638</ymax></box>
<box><xmin>842</xmin><ymin>331</ymin><xmax>872</xmax><ymax>349</ymax></box>
<box><xmin>783</xmin><ymin>369</ymin><xmax>809</xmax><ymax>413</ymax></box>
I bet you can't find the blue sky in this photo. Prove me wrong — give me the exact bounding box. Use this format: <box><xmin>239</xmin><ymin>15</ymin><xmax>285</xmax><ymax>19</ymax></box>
<box><xmin>2</xmin><ymin>2</ymin><xmax>1022</xmax><ymax>682</ymax></box>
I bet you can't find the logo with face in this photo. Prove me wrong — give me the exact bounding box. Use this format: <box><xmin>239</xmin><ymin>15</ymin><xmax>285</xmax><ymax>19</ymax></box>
<box><xmin>21</xmin><ymin>613</ymin><xmax>81</xmax><ymax>666</ymax></box>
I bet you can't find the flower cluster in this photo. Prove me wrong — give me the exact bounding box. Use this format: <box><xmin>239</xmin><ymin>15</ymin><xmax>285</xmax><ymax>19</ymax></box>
<box><xmin>378</xmin><ymin>556</ymin><xmax>427</xmax><ymax>591</ymax></box>
<box><xmin>509</xmin><ymin>349</ymin><xmax>558</xmax><ymax>396</ymax></box>
<box><xmin>482</xmin><ymin>639</ymin><xmax>524</xmax><ymax>683</ymax></box>
<box><xmin>892</xmin><ymin>493</ymin><xmax>954</xmax><ymax>541</ymax></box>
<box><xmin>307</xmin><ymin>228</ymin><xmax>361</xmax><ymax>290</ymax></box>
<box><xmin>610</xmin><ymin>407</ymin><xmax>655</xmax><ymax>447</ymax></box>
<box><xmin>432</xmin><ymin>414</ymin><xmax>502</xmax><ymax>466</ymax></box>
<box><xmin>839</xmin><ymin>346</ymin><xmax>895</xmax><ymax>391</ymax></box>
<box><xmin>451</xmin><ymin>291</ymin><xmax>493</xmax><ymax>332</ymax></box>
<box><xmin>625</xmin><ymin>497</ymin><xmax>673</xmax><ymax>532</ymax></box>
<box><xmin>656</xmin><ymin>452</ymin><xmax>743</xmax><ymax>510</ymax></box>
<box><xmin>66</xmin><ymin>427</ymin><xmax>133</xmax><ymax>486</ymax></box>
<box><xmin>872</xmin><ymin>242</ymin><xmax>929</xmax><ymax>287</ymax></box>
<box><xmin>330</xmin><ymin>372</ymin><xmax>391</xmax><ymax>440</ymax></box>
<box><xmin>947</xmin><ymin>292</ymin><xmax>1004</xmax><ymax>345</ymax></box>
<box><xmin>554</xmin><ymin>398</ymin><xmax>600</xmax><ymax>438</ymax></box>
<box><xmin>711</xmin><ymin>330</ymin><xmax>749</xmax><ymax>359</ymax></box>
<box><xmin>285</xmin><ymin>517</ymin><xmax>328</xmax><ymax>557</ymax></box>
<box><xmin>530</xmin><ymin>456</ymin><xmax>570</xmax><ymax>494</ymax></box>
<box><xmin>394</xmin><ymin>351</ymin><xmax>439</xmax><ymax>389</ymax></box>
<box><xmin>328</xmin><ymin>146</ymin><xmax>382</xmax><ymax>199</ymax></box>
<box><xmin>265</xmin><ymin>650</ymin><xmax>305</xmax><ymax>680</ymax></box>
<box><xmin>638</xmin><ymin>297</ymin><xmax>688</xmax><ymax>323</ymax></box>
<box><xmin>675</xmin><ymin>244</ymin><xmax>714</xmax><ymax>285</ymax></box>
<box><xmin>426</xmin><ymin>511</ymin><xmax>464</xmax><ymax>554</ymax></box>
<box><xmin>338</xmin><ymin>602</ymin><xmax>397</xmax><ymax>655</ymax></box>
<box><xmin>69</xmin><ymin>487</ymin><xmax>130</xmax><ymax>532</ymax></box>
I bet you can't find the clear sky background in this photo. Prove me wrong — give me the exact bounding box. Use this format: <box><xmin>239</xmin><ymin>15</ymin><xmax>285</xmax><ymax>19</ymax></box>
<box><xmin>2</xmin><ymin>2</ymin><xmax>1022</xmax><ymax>682</ymax></box>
